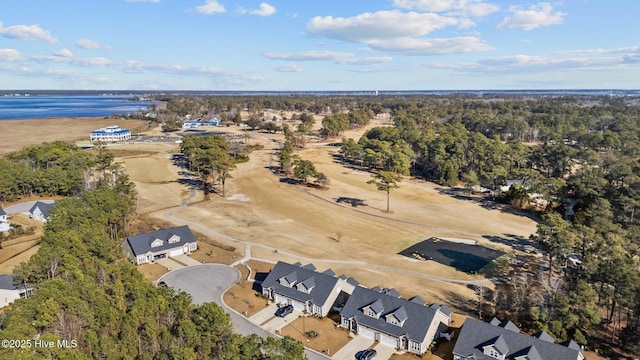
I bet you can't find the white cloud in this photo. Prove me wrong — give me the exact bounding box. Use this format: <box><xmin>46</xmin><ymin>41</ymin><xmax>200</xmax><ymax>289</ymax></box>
<box><xmin>32</xmin><ymin>53</ymin><xmax>112</xmax><ymax>67</ymax></box>
<box><xmin>392</xmin><ymin>0</ymin><xmax>499</xmax><ymax>17</ymax></box>
<box><xmin>54</xmin><ymin>48</ymin><xmax>73</xmax><ymax>58</ymax></box>
<box><xmin>195</xmin><ymin>0</ymin><xmax>225</xmax><ymax>15</ymax></box>
<box><xmin>306</xmin><ymin>10</ymin><xmax>491</xmax><ymax>56</ymax></box>
<box><xmin>251</xmin><ymin>3</ymin><xmax>276</xmax><ymax>17</ymax></box>
<box><xmin>0</xmin><ymin>48</ymin><xmax>22</xmax><ymax>62</ymax></box>
<box><xmin>76</xmin><ymin>38</ymin><xmax>102</xmax><ymax>49</ymax></box>
<box><xmin>265</xmin><ymin>50</ymin><xmax>393</xmax><ymax>65</ymax></box>
<box><xmin>557</xmin><ymin>46</ymin><xmax>640</xmax><ymax>55</ymax></box>
<box><xmin>307</xmin><ymin>10</ymin><xmax>460</xmax><ymax>43</ymax></box>
<box><xmin>0</xmin><ymin>21</ymin><xmax>57</xmax><ymax>43</ymax></box>
<box><xmin>367</xmin><ymin>36</ymin><xmax>492</xmax><ymax>55</ymax></box>
<box><xmin>269</xmin><ymin>64</ymin><xmax>303</xmax><ymax>72</ymax></box>
<box><xmin>338</xmin><ymin>56</ymin><xmax>393</xmax><ymax>65</ymax></box>
<box><xmin>498</xmin><ymin>3</ymin><xmax>565</xmax><ymax>31</ymax></box>
<box><xmin>265</xmin><ymin>50</ymin><xmax>354</xmax><ymax>62</ymax></box>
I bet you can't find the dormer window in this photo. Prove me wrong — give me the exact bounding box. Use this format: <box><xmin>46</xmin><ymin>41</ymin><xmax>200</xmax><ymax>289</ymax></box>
<box><xmin>297</xmin><ymin>278</ymin><xmax>315</xmax><ymax>293</ymax></box>
<box><xmin>366</xmin><ymin>309</ymin><xmax>376</xmax><ymax>317</ymax></box>
<box><xmin>389</xmin><ymin>317</ymin><xmax>399</xmax><ymax>326</ymax></box>
<box><xmin>168</xmin><ymin>234</ymin><xmax>181</xmax><ymax>244</ymax></box>
<box><xmin>151</xmin><ymin>238</ymin><xmax>163</xmax><ymax>248</ymax></box>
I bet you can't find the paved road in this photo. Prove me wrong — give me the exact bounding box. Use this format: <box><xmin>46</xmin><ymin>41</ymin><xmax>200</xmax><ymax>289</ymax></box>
<box><xmin>4</xmin><ymin>200</ymin><xmax>55</xmax><ymax>214</ymax></box>
<box><xmin>160</xmin><ymin>265</ymin><xmax>328</xmax><ymax>360</ymax></box>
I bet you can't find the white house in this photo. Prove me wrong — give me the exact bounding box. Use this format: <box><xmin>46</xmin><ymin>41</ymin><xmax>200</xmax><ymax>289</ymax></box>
<box><xmin>0</xmin><ymin>205</ymin><xmax>9</xmax><ymax>232</ymax></box>
<box><xmin>261</xmin><ymin>261</ymin><xmax>358</xmax><ymax>317</ymax></box>
<box><xmin>453</xmin><ymin>317</ymin><xmax>584</xmax><ymax>360</ymax></box>
<box><xmin>0</xmin><ymin>274</ymin><xmax>33</xmax><ymax>308</ymax></box>
<box><xmin>29</xmin><ymin>201</ymin><xmax>55</xmax><ymax>223</ymax></box>
<box><xmin>340</xmin><ymin>286</ymin><xmax>452</xmax><ymax>355</ymax></box>
<box><xmin>90</xmin><ymin>125</ymin><xmax>131</xmax><ymax>143</ymax></box>
<box><xmin>122</xmin><ymin>225</ymin><xmax>197</xmax><ymax>265</ymax></box>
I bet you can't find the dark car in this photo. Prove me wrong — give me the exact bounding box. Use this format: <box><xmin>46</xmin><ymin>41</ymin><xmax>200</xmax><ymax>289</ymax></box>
<box><xmin>357</xmin><ymin>349</ymin><xmax>377</xmax><ymax>360</ymax></box>
<box><xmin>157</xmin><ymin>281</ymin><xmax>167</xmax><ymax>287</ymax></box>
<box><xmin>275</xmin><ymin>304</ymin><xmax>293</xmax><ymax>317</ymax></box>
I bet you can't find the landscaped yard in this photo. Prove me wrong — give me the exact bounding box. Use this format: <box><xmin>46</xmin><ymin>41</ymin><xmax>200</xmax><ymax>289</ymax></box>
<box><xmin>137</xmin><ymin>263</ymin><xmax>168</xmax><ymax>281</ymax></box>
<box><xmin>223</xmin><ymin>263</ymin><xmax>270</xmax><ymax>317</ymax></box>
<box><xmin>280</xmin><ymin>315</ymin><xmax>351</xmax><ymax>356</ymax></box>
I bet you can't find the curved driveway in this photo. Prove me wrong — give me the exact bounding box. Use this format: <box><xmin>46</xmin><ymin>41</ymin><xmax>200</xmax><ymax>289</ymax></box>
<box><xmin>160</xmin><ymin>265</ymin><xmax>328</xmax><ymax>360</ymax></box>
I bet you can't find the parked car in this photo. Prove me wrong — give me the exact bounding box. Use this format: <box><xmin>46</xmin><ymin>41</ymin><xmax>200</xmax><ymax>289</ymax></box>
<box><xmin>357</xmin><ymin>349</ymin><xmax>377</xmax><ymax>360</ymax></box>
<box><xmin>157</xmin><ymin>281</ymin><xmax>167</xmax><ymax>287</ymax></box>
<box><xmin>275</xmin><ymin>304</ymin><xmax>293</xmax><ymax>317</ymax></box>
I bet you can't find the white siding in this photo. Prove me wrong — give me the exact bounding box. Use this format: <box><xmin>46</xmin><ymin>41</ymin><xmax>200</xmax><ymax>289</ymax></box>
<box><xmin>291</xmin><ymin>299</ymin><xmax>306</xmax><ymax>312</ymax></box>
<box><xmin>380</xmin><ymin>333</ymin><xmax>399</xmax><ymax>348</ymax></box>
<box><xmin>169</xmin><ymin>248</ymin><xmax>184</xmax><ymax>257</ymax></box>
<box><xmin>358</xmin><ymin>325</ymin><xmax>376</xmax><ymax>340</ymax></box>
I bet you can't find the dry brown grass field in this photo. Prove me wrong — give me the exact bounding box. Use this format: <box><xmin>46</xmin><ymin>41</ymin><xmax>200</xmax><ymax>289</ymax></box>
<box><xmin>0</xmin><ymin>115</ymin><xmax>537</xmax><ymax>312</ymax></box>
<box><xmin>118</xmin><ymin>117</ymin><xmax>537</xmax><ymax>309</ymax></box>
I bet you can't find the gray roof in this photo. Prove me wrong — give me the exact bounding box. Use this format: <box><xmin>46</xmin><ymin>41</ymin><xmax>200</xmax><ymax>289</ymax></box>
<box><xmin>453</xmin><ymin>318</ymin><xmax>582</xmax><ymax>360</ymax></box>
<box><xmin>261</xmin><ymin>261</ymin><xmax>340</xmax><ymax>306</ymax></box>
<box><xmin>0</xmin><ymin>206</ymin><xmax>6</xmax><ymax>216</ymax></box>
<box><xmin>410</xmin><ymin>295</ymin><xmax>426</xmax><ymax>305</ymax></box>
<box><xmin>0</xmin><ymin>274</ymin><xmax>16</xmax><ymax>290</ymax></box>
<box><xmin>29</xmin><ymin>201</ymin><xmax>55</xmax><ymax>217</ymax></box>
<box><xmin>533</xmin><ymin>331</ymin><xmax>555</xmax><ymax>343</ymax></box>
<box><xmin>125</xmin><ymin>225</ymin><xmax>196</xmax><ymax>256</ymax></box>
<box><xmin>341</xmin><ymin>286</ymin><xmax>448</xmax><ymax>343</ymax></box>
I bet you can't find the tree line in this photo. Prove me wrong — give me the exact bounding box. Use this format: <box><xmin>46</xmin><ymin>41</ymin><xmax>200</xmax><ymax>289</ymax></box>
<box><xmin>0</xmin><ymin>145</ymin><xmax>306</xmax><ymax>359</ymax></box>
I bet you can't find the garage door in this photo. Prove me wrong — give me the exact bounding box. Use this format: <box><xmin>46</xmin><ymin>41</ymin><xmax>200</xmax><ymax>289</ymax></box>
<box><xmin>291</xmin><ymin>300</ymin><xmax>306</xmax><ymax>312</ymax></box>
<box><xmin>358</xmin><ymin>325</ymin><xmax>376</xmax><ymax>340</ymax></box>
<box><xmin>275</xmin><ymin>294</ymin><xmax>288</xmax><ymax>305</ymax></box>
<box><xmin>380</xmin><ymin>333</ymin><xmax>398</xmax><ymax>348</ymax></box>
<box><xmin>169</xmin><ymin>248</ymin><xmax>184</xmax><ymax>257</ymax></box>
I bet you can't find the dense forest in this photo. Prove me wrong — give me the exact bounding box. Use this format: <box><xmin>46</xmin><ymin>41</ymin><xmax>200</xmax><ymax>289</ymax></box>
<box><xmin>0</xmin><ymin>144</ymin><xmax>306</xmax><ymax>359</ymax></box>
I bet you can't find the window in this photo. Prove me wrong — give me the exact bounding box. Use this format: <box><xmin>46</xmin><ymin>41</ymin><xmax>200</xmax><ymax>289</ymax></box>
<box><xmin>490</xmin><ymin>349</ymin><xmax>499</xmax><ymax>358</ymax></box>
<box><xmin>389</xmin><ymin>317</ymin><xmax>398</xmax><ymax>325</ymax></box>
<box><xmin>411</xmin><ymin>341</ymin><xmax>421</xmax><ymax>351</ymax></box>
<box><xmin>366</xmin><ymin>309</ymin><xmax>376</xmax><ymax>317</ymax></box>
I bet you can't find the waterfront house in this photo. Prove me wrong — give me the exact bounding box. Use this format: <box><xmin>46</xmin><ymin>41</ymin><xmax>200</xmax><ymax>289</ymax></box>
<box><xmin>90</xmin><ymin>125</ymin><xmax>131</xmax><ymax>142</ymax></box>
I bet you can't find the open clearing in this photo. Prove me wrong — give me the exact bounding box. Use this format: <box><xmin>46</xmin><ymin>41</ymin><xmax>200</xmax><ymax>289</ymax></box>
<box><xmin>0</xmin><ymin>116</ymin><xmax>537</xmax><ymax>312</ymax></box>
<box><xmin>119</xmin><ymin>117</ymin><xmax>537</xmax><ymax>309</ymax></box>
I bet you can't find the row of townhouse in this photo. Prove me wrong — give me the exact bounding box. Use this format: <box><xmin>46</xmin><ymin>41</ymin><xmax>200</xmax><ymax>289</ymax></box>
<box><xmin>261</xmin><ymin>261</ymin><xmax>585</xmax><ymax>359</ymax></box>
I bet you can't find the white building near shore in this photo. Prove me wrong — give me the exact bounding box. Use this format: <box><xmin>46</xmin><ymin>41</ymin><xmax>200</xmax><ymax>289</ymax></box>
<box><xmin>90</xmin><ymin>125</ymin><xmax>131</xmax><ymax>142</ymax></box>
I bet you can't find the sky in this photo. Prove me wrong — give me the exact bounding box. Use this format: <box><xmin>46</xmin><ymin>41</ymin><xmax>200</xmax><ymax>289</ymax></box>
<box><xmin>1</xmin><ymin>0</ymin><xmax>639</xmax><ymax>91</ymax></box>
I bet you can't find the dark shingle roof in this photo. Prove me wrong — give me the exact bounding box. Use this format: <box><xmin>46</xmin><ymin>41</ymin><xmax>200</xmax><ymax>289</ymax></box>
<box><xmin>452</xmin><ymin>318</ymin><xmax>582</xmax><ymax>360</ymax></box>
<box><xmin>0</xmin><ymin>206</ymin><xmax>6</xmax><ymax>216</ymax></box>
<box><xmin>125</xmin><ymin>225</ymin><xmax>196</xmax><ymax>256</ymax></box>
<box><xmin>533</xmin><ymin>331</ymin><xmax>555</xmax><ymax>343</ymax></box>
<box><xmin>322</xmin><ymin>268</ymin><xmax>336</xmax><ymax>276</ymax></box>
<box><xmin>410</xmin><ymin>295</ymin><xmax>426</xmax><ymax>305</ymax></box>
<box><xmin>0</xmin><ymin>274</ymin><xmax>16</xmax><ymax>290</ymax></box>
<box><xmin>341</xmin><ymin>286</ymin><xmax>448</xmax><ymax>343</ymax></box>
<box><xmin>261</xmin><ymin>261</ymin><xmax>340</xmax><ymax>306</ymax></box>
<box><xmin>29</xmin><ymin>201</ymin><xmax>55</xmax><ymax>217</ymax></box>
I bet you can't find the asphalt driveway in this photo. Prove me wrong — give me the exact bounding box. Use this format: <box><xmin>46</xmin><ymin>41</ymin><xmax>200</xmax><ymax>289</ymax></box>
<box><xmin>159</xmin><ymin>264</ymin><xmax>329</xmax><ymax>360</ymax></box>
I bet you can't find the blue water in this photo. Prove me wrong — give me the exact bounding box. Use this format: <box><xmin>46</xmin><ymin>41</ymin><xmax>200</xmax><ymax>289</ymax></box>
<box><xmin>0</xmin><ymin>95</ymin><xmax>155</xmax><ymax>120</ymax></box>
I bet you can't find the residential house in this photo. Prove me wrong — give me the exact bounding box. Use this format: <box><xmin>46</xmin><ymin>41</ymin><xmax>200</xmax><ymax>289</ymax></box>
<box><xmin>452</xmin><ymin>317</ymin><xmax>584</xmax><ymax>360</ymax></box>
<box><xmin>0</xmin><ymin>274</ymin><xmax>33</xmax><ymax>308</ymax></box>
<box><xmin>261</xmin><ymin>261</ymin><xmax>357</xmax><ymax>317</ymax></box>
<box><xmin>0</xmin><ymin>205</ymin><xmax>9</xmax><ymax>232</ymax></box>
<box><xmin>340</xmin><ymin>286</ymin><xmax>452</xmax><ymax>355</ymax></box>
<box><xmin>122</xmin><ymin>225</ymin><xmax>197</xmax><ymax>265</ymax></box>
<box><xmin>29</xmin><ymin>201</ymin><xmax>55</xmax><ymax>223</ymax></box>
<box><xmin>90</xmin><ymin>125</ymin><xmax>131</xmax><ymax>143</ymax></box>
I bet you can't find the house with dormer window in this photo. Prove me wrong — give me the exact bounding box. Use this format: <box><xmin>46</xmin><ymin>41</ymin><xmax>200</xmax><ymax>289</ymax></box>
<box><xmin>121</xmin><ymin>225</ymin><xmax>197</xmax><ymax>265</ymax></box>
<box><xmin>452</xmin><ymin>317</ymin><xmax>584</xmax><ymax>360</ymax></box>
<box><xmin>340</xmin><ymin>286</ymin><xmax>452</xmax><ymax>355</ymax></box>
<box><xmin>261</xmin><ymin>261</ymin><xmax>357</xmax><ymax>317</ymax></box>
